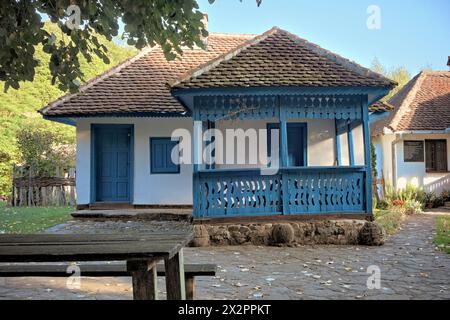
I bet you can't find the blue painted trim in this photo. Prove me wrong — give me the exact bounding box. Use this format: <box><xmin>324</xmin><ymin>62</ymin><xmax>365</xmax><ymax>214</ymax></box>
<box><xmin>361</xmin><ymin>96</ymin><xmax>373</xmax><ymax>215</ymax></box>
<box><xmin>197</xmin><ymin>166</ymin><xmax>366</xmax><ymax>175</ymax></box>
<box><xmin>369</xmin><ymin>111</ymin><xmax>391</xmax><ymax>124</ymax></box>
<box><xmin>90</xmin><ymin>125</ymin><xmax>96</xmax><ymax>204</ymax></box>
<box><xmin>205</xmin><ymin>121</ymin><xmax>216</xmax><ymax>170</ymax></box>
<box><xmin>347</xmin><ymin>124</ymin><xmax>355</xmax><ymax>166</ymax></box>
<box><xmin>368</xmin><ymin>89</ymin><xmax>391</xmax><ymax>106</ymax></box>
<box><xmin>43</xmin><ymin>116</ymin><xmax>76</xmax><ymax>126</ymax></box>
<box><xmin>335</xmin><ymin>119</ymin><xmax>342</xmax><ymax>166</ymax></box>
<box><xmin>150</xmin><ymin>137</ymin><xmax>181</xmax><ymax>174</ymax></box>
<box><xmin>90</xmin><ymin>124</ymin><xmax>134</xmax><ymax>204</ymax></box>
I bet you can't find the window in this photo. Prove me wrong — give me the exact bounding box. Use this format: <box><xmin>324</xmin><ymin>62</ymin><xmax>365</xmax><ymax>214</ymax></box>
<box><xmin>267</xmin><ymin>122</ymin><xmax>307</xmax><ymax>167</ymax></box>
<box><xmin>150</xmin><ymin>138</ymin><xmax>180</xmax><ymax>174</ymax></box>
<box><xmin>404</xmin><ymin>141</ymin><xmax>424</xmax><ymax>162</ymax></box>
<box><xmin>425</xmin><ymin>140</ymin><xmax>448</xmax><ymax>173</ymax></box>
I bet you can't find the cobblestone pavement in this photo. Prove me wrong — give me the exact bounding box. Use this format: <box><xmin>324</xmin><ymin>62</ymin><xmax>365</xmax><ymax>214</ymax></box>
<box><xmin>0</xmin><ymin>214</ymin><xmax>449</xmax><ymax>300</ymax></box>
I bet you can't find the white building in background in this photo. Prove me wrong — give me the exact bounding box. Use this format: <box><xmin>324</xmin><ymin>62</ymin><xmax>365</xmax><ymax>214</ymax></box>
<box><xmin>371</xmin><ymin>66</ymin><xmax>450</xmax><ymax>195</ymax></box>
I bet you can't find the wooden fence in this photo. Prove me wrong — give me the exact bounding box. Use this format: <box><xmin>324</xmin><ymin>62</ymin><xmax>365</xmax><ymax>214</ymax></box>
<box><xmin>11</xmin><ymin>165</ymin><xmax>76</xmax><ymax>207</ymax></box>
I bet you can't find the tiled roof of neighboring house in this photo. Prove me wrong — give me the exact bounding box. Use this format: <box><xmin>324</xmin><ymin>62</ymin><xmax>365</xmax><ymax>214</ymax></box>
<box><xmin>170</xmin><ymin>27</ymin><xmax>396</xmax><ymax>90</ymax></box>
<box><xmin>369</xmin><ymin>100</ymin><xmax>395</xmax><ymax>113</ymax></box>
<box><xmin>39</xmin><ymin>33</ymin><xmax>255</xmax><ymax>117</ymax></box>
<box><xmin>371</xmin><ymin>71</ymin><xmax>450</xmax><ymax>136</ymax></box>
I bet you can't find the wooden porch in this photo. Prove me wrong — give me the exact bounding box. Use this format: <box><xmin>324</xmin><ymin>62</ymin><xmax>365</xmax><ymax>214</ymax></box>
<box><xmin>182</xmin><ymin>90</ymin><xmax>380</xmax><ymax>219</ymax></box>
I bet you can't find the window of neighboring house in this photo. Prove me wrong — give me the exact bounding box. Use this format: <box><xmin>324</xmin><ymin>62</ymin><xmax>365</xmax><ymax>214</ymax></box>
<box><xmin>425</xmin><ymin>140</ymin><xmax>448</xmax><ymax>173</ymax></box>
<box><xmin>150</xmin><ymin>138</ymin><xmax>180</xmax><ymax>174</ymax></box>
<box><xmin>403</xmin><ymin>141</ymin><xmax>424</xmax><ymax>162</ymax></box>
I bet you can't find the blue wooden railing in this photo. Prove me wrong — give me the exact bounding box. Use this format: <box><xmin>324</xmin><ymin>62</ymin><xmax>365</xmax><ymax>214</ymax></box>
<box><xmin>194</xmin><ymin>167</ymin><xmax>367</xmax><ymax>218</ymax></box>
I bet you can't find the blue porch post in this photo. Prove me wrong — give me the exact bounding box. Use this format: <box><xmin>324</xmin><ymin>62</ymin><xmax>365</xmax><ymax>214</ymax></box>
<box><xmin>347</xmin><ymin>123</ymin><xmax>355</xmax><ymax>166</ymax></box>
<box><xmin>335</xmin><ymin>119</ymin><xmax>342</xmax><ymax>166</ymax></box>
<box><xmin>280</xmin><ymin>103</ymin><xmax>289</xmax><ymax>215</ymax></box>
<box><xmin>361</xmin><ymin>95</ymin><xmax>373</xmax><ymax>215</ymax></box>
<box><xmin>192</xmin><ymin>110</ymin><xmax>203</xmax><ymax>218</ymax></box>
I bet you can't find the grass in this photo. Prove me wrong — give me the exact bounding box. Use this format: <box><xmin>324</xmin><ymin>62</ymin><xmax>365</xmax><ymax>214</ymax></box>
<box><xmin>435</xmin><ymin>216</ymin><xmax>450</xmax><ymax>254</ymax></box>
<box><xmin>374</xmin><ymin>208</ymin><xmax>405</xmax><ymax>235</ymax></box>
<box><xmin>0</xmin><ymin>202</ymin><xmax>73</xmax><ymax>234</ymax></box>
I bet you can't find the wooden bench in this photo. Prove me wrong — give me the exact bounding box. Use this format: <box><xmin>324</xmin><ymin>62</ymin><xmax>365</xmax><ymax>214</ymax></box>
<box><xmin>0</xmin><ymin>262</ymin><xmax>216</xmax><ymax>300</ymax></box>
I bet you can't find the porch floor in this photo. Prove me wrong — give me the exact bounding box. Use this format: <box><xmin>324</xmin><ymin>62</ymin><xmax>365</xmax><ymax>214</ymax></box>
<box><xmin>71</xmin><ymin>209</ymin><xmax>193</xmax><ymax>222</ymax></box>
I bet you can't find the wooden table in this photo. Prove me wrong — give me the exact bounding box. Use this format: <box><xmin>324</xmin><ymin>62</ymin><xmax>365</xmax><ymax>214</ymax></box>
<box><xmin>0</xmin><ymin>232</ymin><xmax>193</xmax><ymax>300</ymax></box>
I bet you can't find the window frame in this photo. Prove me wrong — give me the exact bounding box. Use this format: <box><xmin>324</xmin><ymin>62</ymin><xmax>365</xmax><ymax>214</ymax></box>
<box><xmin>425</xmin><ymin>139</ymin><xmax>448</xmax><ymax>173</ymax></box>
<box><xmin>150</xmin><ymin>137</ymin><xmax>181</xmax><ymax>175</ymax></box>
<box><xmin>403</xmin><ymin>140</ymin><xmax>425</xmax><ymax>163</ymax></box>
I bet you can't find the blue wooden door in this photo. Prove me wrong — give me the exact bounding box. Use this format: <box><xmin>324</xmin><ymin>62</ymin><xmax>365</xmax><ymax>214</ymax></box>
<box><xmin>95</xmin><ymin>126</ymin><xmax>132</xmax><ymax>202</ymax></box>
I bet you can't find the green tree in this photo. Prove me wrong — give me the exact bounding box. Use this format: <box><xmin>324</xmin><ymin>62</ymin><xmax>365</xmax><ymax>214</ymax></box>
<box><xmin>0</xmin><ymin>0</ymin><xmax>262</xmax><ymax>93</ymax></box>
<box><xmin>16</xmin><ymin>121</ymin><xmax>75</xmax><ymax>176</ymax></box>
<box><xmin>371</xmin><ymin>58</ymin><xmax>411</xmax><ymax>101</ymax></box>
<box><xmin>0</xmin><ymin>22</ymin><xmax>135</xmax><ymax>197</ymax></box>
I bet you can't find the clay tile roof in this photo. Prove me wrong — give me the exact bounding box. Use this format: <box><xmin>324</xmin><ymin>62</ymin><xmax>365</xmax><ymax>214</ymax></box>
<box><xmin>39</xmin><ymin>33</ymin><xmax>255</xmax><ymax>117</ymax></box>
<box><xmin>170</xmin><ymin>27</ymin><xmax>396</xmax><ymax>90</ymax></box>
<box><xmin>371</xmin><ymin>71</ymin><xmax>450</xmax><ymax>136</ymax></box>
<box><xmin>369</xmin><ymin>100</ymin><xmax>395</xmax><ymax>113</ymax></box>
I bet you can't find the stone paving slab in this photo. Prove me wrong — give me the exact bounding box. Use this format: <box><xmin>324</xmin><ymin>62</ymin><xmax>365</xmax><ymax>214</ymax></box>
<box><xmin>0</xmin><ymin>214</ymin><xmax>449</xmax><ymax>300</ymax></box>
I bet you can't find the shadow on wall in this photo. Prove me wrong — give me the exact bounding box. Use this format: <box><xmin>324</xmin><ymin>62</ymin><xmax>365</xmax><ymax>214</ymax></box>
<box><xmin>425</xmin><ymin>173</ymin><xmax>450</xmax><ymax>194</ymax></box>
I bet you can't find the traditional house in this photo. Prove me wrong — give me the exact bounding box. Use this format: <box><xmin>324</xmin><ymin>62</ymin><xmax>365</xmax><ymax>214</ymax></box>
<box><xmin>371</xmin><ymin>67</ymin><xmax>450</xmax><ymax>195</ymax></box>
<box><xmin>40</xmin><ymin>27</ymin><xmax>395</xmax><ymax>219</ymax></box>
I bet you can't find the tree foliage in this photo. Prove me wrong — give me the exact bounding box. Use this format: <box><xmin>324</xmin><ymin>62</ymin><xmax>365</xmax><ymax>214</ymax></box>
<box><xmin>16</xmin><ymin>121</ymin><xmax>75</xmax><ymax>176</ymax></box>
<box><xmin>0</xmin><ymin>0</ymin><xmax>209</xmax><ymax>93</ymax></box>
<box><xmin>371</xmin><ymin>58</ymin><xmax>412</xmax><ymax>101</ymax></box>
<box><xmin>0</xmin><ymin>22</ymin><xmax>135</xmax><ymax>196</ymax></box>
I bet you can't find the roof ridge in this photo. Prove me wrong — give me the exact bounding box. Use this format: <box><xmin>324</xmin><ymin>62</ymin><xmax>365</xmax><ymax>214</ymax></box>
<box><xmin>168</xmin><ymin>27</ymin><xmax>277</xmax><ymax>88</ymax></box>
<box><xmin>39</xmin><ymin>47</ymin><xmax>153</xmax><ymax>115</ymax></box>
<box><xmin>388</xmin><ymin>71</ymin><xmax>427</xmax><ymax>131</ymax></box>
<box><xmin>277</xmin><ymin>28</ymin><xmax>396</xmax><ymax>87</ymax></box>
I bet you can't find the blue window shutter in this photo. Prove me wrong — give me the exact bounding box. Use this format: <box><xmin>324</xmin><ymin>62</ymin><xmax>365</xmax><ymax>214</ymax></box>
<box><xmin>150</xmin><ymin>138</ymin><xmax>180</xmax><ymax>174</ymax></box>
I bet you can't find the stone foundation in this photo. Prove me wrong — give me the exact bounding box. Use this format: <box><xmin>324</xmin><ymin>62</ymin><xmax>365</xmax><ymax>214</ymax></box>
<box><xmin>192</xmin><ymin>219</ymin><xmax>385</xmax><ymax>247</ymax></box>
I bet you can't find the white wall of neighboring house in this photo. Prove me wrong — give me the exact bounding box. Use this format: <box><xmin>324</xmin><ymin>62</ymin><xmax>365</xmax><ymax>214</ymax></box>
<box><xmin>373</xmin><ymin>132</ymin><xmax>450</xmax><ymax>194</ymax></box>
<box><xmin>76</xmin><ymin>117</ymin><xmax>367</xmax><ymax>205</ymax></box>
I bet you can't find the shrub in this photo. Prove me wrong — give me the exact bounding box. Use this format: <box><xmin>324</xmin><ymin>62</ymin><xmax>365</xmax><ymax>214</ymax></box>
<box><xmin>376</xmin><ymin>200</ymin><xmax>389</xmax><ymax>210</ymax></box>
<box><xmin>385</xmin><ymin>183</ymin><xmax>426</xmax><ymax>206</ymax></box>
<box><xmin>392</xmin><ymin>199</ymin><xmax>405</xmax><ymax>207</ymax></box>
<box><xmin>433</xmin><ymin>196</ymin><xmax>446</xmax><ymax>208</ymax></box>
<box><xmin>16</xmin><ymin>122</ymin><xmax>75</xmax><ymax>176</ymax></box>
<box><xmin>441</xmin><ymin>190</ymin><xmax>450</xmax><ymax>202</ymax></box>
<box><xmin>404</xmin><ymin>200</ymin><xmax>423</xmax><ymax>215</ymax></box>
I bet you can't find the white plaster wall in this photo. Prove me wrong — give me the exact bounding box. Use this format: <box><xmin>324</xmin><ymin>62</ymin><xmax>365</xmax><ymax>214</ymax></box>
<box><xmin>76</xmin><ymin>117</ymin><xmax>369</xmax><ymax>205</ymax></box>
<box><xmin>214</xmin><ymin>118</ymin><xmax>340</xmax><ymax>168</ymax></box>
<box><xmin>393</xmin><ymin>133</ymin><xmax>450</xmax><ymax>193</ymax></box>
<box><xmin>376</xmin><ymin>133</ymin><xmax>450</xmax><ymax>192</ymax></box>
<box><xmin>75</xmin><ymin>117</ymin><xmax>193</xmax><ymax>205</ymax></box>
<box><xmin>338</xmin><ymin>124</ymin><xmax>366</xmax><ymax>166</ymax></box>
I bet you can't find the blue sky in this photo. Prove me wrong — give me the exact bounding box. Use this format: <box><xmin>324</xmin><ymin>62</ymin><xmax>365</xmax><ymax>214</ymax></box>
<box><xmin>197</xmin><ymin>0</ymin><xmax>450</xmax><ymax>75</ymax></box>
